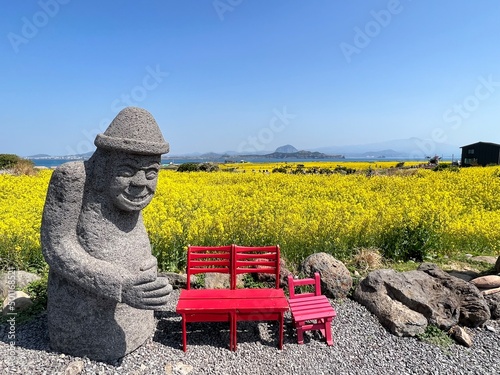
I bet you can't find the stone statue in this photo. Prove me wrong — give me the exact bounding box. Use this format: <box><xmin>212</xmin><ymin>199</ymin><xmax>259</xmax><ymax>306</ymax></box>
<box><xmin>41</xmin><ymin>107</ymin><xmax>173</xmax><ymax>362</ymax></box>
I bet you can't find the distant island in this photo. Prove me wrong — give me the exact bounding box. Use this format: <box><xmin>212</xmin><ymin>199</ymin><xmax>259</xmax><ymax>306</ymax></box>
<box><xmin>26</xmin><ymin>138</ymin><xmax>463</xmax><ymax>162</ymax></box>
<box><xmin>240</xmin><ymin>149</ymin><xmax>344</xmax><ymax>160</ymax></box>
<box><xmin>161</xmin><ymin>144</ymin><xmax>344</xmax><ymax>162</ymax></box>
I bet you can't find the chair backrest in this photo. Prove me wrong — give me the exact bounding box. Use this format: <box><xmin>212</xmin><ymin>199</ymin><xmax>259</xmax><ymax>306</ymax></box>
<box><xmin>287</xmin><ymin>272</ymin><xmax>321</xmax><ymax>299</ymax></box>
<box><xmin>186</xmin><ymin>245</ymin><xmax>233</xmax><ymax>289</ymax></box>
<box><xmin>233</xmin><ymin>245</ymin><xmax>280</xmax><ymax>289</ymax></box>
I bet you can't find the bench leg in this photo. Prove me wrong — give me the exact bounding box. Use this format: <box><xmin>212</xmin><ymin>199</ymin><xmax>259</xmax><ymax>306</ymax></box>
<box><xmin>231</xmin><ymin>312</ymin><xmax>237</xmax><ymax>351</ymax></box>
<box><xmin>182</xmin><ymin>315</ymin><xmax>187</xmax><ymax>352</ymax></box>
<box><xmin>279</xmin><ymin>313</ymin><xmax>284</xmax><ymax>350</ymax></box>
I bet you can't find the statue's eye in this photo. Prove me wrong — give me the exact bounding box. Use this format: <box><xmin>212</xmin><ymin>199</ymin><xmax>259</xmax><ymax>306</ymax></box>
<box><xmin>117</xmin><ymin>166</ymin><xmax>135</xmax><ymax>177</ymax></box>
<box><xmin>145</xmin><ymin>169</ymin><xmax>158</xmax><ymax>180</ymax></box>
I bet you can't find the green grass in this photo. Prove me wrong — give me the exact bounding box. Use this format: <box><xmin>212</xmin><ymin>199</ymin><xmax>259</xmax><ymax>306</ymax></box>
<box><xmin>416</xmin><ymin>324</ymin><xmax>455</xmax><ymax>349</ymax></box>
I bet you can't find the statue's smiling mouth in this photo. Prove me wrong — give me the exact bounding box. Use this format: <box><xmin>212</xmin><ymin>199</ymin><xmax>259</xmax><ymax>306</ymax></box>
<box><xmin>123</xmin><ymin>192</ymin><xmax>151</xmax><ymax>203</ymax></box>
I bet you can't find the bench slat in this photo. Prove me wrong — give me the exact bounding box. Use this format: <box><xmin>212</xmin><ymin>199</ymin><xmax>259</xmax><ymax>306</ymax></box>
<box><xmin>189</xmin><ymin>260</ymin><xmax>230</xmax><ymax>268</ymax></box>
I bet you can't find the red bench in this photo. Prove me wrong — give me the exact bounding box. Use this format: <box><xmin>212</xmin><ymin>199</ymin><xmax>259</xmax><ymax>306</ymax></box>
<box><xmin>176</xmin><ymin>244</ymin><xmax>288</xmax><ymax>351</ymax></box>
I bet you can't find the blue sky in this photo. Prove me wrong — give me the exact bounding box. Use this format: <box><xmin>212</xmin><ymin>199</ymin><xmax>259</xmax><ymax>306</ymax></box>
<box><xmin>1</xmin><ymin>0</ymin><xmax>500</xmax><ymax>157</ymax></box>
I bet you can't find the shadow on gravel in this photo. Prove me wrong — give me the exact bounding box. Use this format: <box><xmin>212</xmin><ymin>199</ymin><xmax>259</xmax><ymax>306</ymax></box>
<box><xmin>0</xmin><ymin>312</ymin><xmax>52</xmax><ymax>352</ymax></box>
<box><xmin>154</xmin><ymin>318</ymin><xmax>233</xmax><ymax>350</ymax></box>
<box><xmin>153</xmin><ymin>313</ymin><xmax>301</xmax><ymax>351</ymax></box>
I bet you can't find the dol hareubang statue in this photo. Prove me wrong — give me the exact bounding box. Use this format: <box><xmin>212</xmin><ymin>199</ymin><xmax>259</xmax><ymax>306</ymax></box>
<box><xmin>41</xmin><ymin>107</ymin><xmax>172</xmax><ymax>362</ymax></box>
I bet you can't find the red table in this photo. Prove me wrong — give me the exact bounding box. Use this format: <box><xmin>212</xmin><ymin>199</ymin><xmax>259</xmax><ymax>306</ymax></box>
<box><xmin>176</xmin><ymin>288</ymin><xmax>289</xmax><ymax>351</ymax></box>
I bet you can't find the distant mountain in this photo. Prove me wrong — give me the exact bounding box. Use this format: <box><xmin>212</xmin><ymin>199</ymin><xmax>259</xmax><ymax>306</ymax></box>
<box><xmin>251</xmin><ymin>150</ymin><xmax>343</xmax><ymax>160</ymax></box>
<box><xmin>27</xmin><ymin>151</ymin><xmax>93</xmax><ymax>160</ymax></box>
<box><xmin>275</xmin><ymin>144</ymin><xmax>298</xmax><ymax>153</ymax></box>
<box><xmin>313</xmin><ymin>138</ymin><xmax>461</xmax><ymax>158</ymax></box>
<box><xmin>27</xmin><ymin>154</ymin><xmax>51</xmax><ymax>158</ymax></box>
<box><xmin>27</xmin><ymin>137</ymin><xmax>464</xmax><ymax>161</ymax></box>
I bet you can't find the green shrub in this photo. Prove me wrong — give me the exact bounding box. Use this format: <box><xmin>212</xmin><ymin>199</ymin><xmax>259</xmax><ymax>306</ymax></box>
<box><xmin>334</xmin><ymin>165</ymin><xmax>356</xmax><ymax>174</ymax></box>
<box><xmin>177</xmin><ymin>162</ymin><xmax>219</xmax><ymax>172</ymax></box>
<box><xmin>272</xmin><ymin>167</ymin><xmax>288</xmax><ymax>173</ymax></box>
<box><xmin>381</xmin><ymin>224</ymin><xmax>431</xmax><ymax>261</ymax></box>
<box><xmin>433</xmin><ymin>163</ymin><xmax>459</xmax><ymax>172</ymax></box>
<box><xmin>177</xmin><ymin>162</ymin><xmax>200</xmax><ymax>172</ymax></box>
<box><xmin>0</xmin><ymin>154</ymin><xmax>21</xmax><ymax>169</ymax></box>
<box><xmin>0</xmin><ymin>154</ymin><xmax>36</xmax><ymax>175</ymax></box>
<box><xmin>198</xmin><ymin>162</ymin><xmax>219</xmax><ymax>172</ymax></box>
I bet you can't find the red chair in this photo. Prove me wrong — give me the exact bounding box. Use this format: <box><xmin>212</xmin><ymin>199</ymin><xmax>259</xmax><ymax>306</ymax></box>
<box><xmin>287</xmin><ymin>272</ymin><xmax>337</xmax><ymax>345</ymax></box>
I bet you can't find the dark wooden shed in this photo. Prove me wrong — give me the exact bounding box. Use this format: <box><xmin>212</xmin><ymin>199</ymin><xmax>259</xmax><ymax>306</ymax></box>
<box><xmin>460</xmin><ymin>142</ymin><xmax>500</xmax><ymax>166</ymax></box>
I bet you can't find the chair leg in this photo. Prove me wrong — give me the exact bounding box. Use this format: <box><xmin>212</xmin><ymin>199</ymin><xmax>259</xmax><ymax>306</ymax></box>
<box><xmin>318</xmin><ymin>318</ymin><xmax>326</xmax><ymax>338</ymax></box>
<box><xmin>296</xmin><ymin>322</ymin><xmax>305</xmax><ymax>344</ymax></box>
<box><xmin>324</xmin><ymin>318</ymin><xmax>333</xmax><ymax>346</ymax></box>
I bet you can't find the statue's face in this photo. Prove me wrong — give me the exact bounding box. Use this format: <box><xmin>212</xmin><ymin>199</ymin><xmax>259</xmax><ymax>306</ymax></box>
<box><xmin>108</xmin><ymin>154</ymin><xmax>161</xmax><ymax>212</ymax></box>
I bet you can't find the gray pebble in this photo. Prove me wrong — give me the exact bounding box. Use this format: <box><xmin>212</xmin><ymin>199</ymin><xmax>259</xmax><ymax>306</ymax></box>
<box><xmin>1</xmin><ymin>289</ymin><xmax>500</xmax><ymax>374</ymax></box>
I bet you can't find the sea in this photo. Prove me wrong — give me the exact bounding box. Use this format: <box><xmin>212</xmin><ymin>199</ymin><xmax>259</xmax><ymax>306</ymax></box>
<box><xmin>31</xmin><ymin>156</ymin><xmax>455</xmax><ymax>169</ymax></box>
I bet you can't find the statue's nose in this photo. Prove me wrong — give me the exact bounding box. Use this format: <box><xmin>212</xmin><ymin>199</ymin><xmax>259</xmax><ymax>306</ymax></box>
<box><xmin>130</xmin><ymin>170</ymin><xmax>147</xmax><ymax>186</ymax></box>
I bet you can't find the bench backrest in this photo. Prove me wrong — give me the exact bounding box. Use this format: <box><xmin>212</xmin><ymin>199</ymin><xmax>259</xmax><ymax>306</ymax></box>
<box><xmin>233</xmin><ymin>245</ymin><xmax>280</xmax><ymax>289</ymax></box>
<box><xmin>287</xmin><ymin>272</ymin><xmax>322</xmax><ymax>299</ymax></box>
<box><xmin>186</xmin><ymin>245</ymin><xmax>233</xmax><ymax>290</ymax></box>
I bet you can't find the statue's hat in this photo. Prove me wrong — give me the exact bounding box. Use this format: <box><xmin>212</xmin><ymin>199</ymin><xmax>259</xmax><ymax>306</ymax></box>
<box><xmin>94</xmin><ymin>107</ymin><xmax>169</xmax><ymax>155</ymax></box>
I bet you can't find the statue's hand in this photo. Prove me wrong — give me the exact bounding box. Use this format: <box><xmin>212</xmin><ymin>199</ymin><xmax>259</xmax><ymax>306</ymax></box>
<box><xmin>121</xmin><ymin>258</ymin><xmax>172</xmax><ymax>310</ymax></box>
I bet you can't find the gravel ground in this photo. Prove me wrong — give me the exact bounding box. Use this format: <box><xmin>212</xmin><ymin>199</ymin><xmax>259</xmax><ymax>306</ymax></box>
<box><xmin>1</xmin><ymin>289</ymin><xmax>499</xmax><ymax>375</ymax></box>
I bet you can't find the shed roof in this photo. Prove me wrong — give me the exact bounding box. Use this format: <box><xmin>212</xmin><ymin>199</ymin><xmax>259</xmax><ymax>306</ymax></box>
<box><xmin>460</xmin><ymin>141</ymin><xmax>500</xmax><ymax>148</ymax></box>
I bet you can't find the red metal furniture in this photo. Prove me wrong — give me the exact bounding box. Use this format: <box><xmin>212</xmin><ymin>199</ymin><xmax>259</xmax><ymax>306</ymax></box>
<box><xmin>287</xmin><ymin>272</ymin><xmax>337</xmax><ymax>346</ymax></box>
<box><xmin>176</xmin><ymin>244</ymin><xmax>288</xmax><ymax>351</ymax></box>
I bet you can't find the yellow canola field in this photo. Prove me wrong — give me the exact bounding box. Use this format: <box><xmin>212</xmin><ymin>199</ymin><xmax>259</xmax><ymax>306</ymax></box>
<box><xmin>1</xmin><ymin>165</ymin><xmax>500</xmax><ymax>272</ymax></box>
<box><xmin>0</xmin><ymin>170</ymin><xmax>52</xmax><ymax>270</ymax></box>
<box><xmin>144</xmin><ymin>166</ymin><xmax>500</xmax><ymax>270</ymax></box>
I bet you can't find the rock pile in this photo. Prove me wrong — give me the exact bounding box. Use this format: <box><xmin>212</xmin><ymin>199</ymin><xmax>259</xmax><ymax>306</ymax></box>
<box><xmin>354</xmin><ymin>261</ymin><xmax>500</xmax><ymax>346</ymax></box>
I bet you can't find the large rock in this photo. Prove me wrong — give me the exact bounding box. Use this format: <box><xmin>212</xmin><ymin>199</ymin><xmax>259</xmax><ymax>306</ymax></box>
<box><xmin>495</xmin><ymin>256</ymin><xmax>500</xmax><ymax>273</ymax></box>
<box><xmin>2</xmin><ymin>291</ymin><xmax>33</xmax><ymax>315</ymax></box>
<box><xmin>418</xmin><ymin>263</ymin><xmax>490</xmax><ymax>327</ymax></box>
<box><xmin>449</xmin><ymin>325</ymin><xmax>473</xmax><ymax>347</ymax></box>
<box><xmin>0</xmin><ymin>270</ymin><xmax>41</xmax><ymax>299</ymax></box>
<box><xmin>300</xmin><ymin>252</ymin><xmax>352</xmax><ymax>299</ymax></box>
<box><xmin>484</xmin><ymin>293</ymin><xmax>500</xmax><ymax>320</ymax></box>
<box><xmin>470</xmin><ymin>275</ymin><xmax>500</xmax><ymax>289</ymax></box>
<box><xmin>470</xmin><ymin>256</ymin><xmax>497</xmax><ymax>265</ymax></box>
<box><xmin>354</xmin><ymin>264</ymin><xmax>491</xmax><ymax>337</ymax></box>
<box><xmin>204</xmin><ymin>273</ymin><xmax>231</xmax><ymax>289</ymax></box>
<box><xmin>354</xmin><ymin>269</ymin><xmax>429</xmax><ymax>336</ymax></box>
